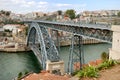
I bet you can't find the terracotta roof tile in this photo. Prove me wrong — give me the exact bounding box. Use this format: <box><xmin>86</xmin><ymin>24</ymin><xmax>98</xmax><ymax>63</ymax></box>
<box><xmin>22</xmin><ymin>71</ymin><xmax>70</xmax><ymax>80</ymax></box>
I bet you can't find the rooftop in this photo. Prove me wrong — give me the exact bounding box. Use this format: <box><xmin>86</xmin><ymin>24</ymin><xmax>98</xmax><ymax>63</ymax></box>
<box><xmin>0</xmin><ymin>28</ymin><xmax>4</xmax><ymax>32</ymax></box>
<box><xmin>21</xmin><ymin>70</ymin><xmax>70</xmax><ymax>80</ymax></box>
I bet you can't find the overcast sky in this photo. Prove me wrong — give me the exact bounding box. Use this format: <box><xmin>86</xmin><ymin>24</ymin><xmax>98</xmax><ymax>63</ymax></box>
<box><xmin>0</xmin><ymin>0</ymin><xmax>120</xmax><ymax>14</ymax></box>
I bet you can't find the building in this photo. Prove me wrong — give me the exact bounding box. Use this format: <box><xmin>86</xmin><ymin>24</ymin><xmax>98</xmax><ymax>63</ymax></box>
<box><xmin>21</xmin><ymin>71</ymin><xmax>69</xmax><ymax>80</ymax></box>
<box><xmin>3</xmin><ymin>24</ymin><xmax>20</xmax><ymax>31</ymax></box>
<box><xmin>2</xmin><ymin>24</ymin><xmax>25</xmax><ymax>34</ymax></box>
<box><xmin>0</xmin><ymin>28</ymin><xmax>4</xmax><ymax>36</ymax></box>
<box><xmin>10</xmin><ymin>13</ymin><xmax>19</xmax><ymax>20</ymax></box>
<box><xmin>24</xmin><ymin>12</ymin><xmax>44</xmax><ymax>19</ymax></box>
<box><xmin>80</xmin><ymin>10</ymin><xmax>120</xmax><ymax>17</ymax></box>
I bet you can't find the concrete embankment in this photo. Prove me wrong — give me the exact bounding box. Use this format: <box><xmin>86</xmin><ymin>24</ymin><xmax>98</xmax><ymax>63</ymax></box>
<box><xmin>59</xmin><ymin>38</ymin><xmax>101</xmax><ymax>46</ymax></box>
<box><xmin>0</xmin><ymin>38</ymin><xmax>101</xmax><ymax>52</ymax></box>
<box><xmin>0</xmin><ymin>42</ymin><xmax>30</xmax><ymax>52</ymax></box>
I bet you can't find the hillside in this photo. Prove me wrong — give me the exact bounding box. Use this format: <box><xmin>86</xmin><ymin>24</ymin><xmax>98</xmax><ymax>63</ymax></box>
<box><xmin>78</xmin><ymin>64</ymin><xmax>120</xmax><ymax>80</ymax></box>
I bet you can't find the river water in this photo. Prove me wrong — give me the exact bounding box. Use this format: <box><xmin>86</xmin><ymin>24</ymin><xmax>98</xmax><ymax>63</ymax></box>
<box><xmin>0</xmin><ymin>43</ymin><xmax>111</xmax><ymax>80</ymax></box>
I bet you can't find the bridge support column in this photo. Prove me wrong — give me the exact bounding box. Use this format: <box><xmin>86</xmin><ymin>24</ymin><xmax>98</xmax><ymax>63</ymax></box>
<box><xmin>109</xmin><ymin>25</ymin><xmax>120</xmax><ymax>60</ymax></box>
<box><xmin>50</xmin><ymin>30</ymin><xmax>60</xmax><ymax>52</ymax></box>
<box><xmin>68</xmin><ymin>34</ymin><xmax>84</xmax><ymax>73</ymax></box>
<box><xmin>46</xmin><ymin>60</ymin><xmax>64</xmax><ymax>75</ymax></box>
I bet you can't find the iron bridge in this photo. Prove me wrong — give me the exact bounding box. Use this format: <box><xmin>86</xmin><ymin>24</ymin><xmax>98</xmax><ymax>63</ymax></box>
<box><xmin>25</xmin><ymin>20</ymin><xmax>112</xmax><ymax>73</ymax></box>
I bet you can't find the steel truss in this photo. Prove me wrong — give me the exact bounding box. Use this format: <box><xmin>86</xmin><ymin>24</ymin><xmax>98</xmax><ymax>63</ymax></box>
<box><xmin>27</xmin><ymin>22</ymin><xmax>60</xmax><ymax>69</ymax></box>
<box><xmin>50</xmin><ymin>30</ymin><xmax>60</xmax><ymax>52</ymax></box>
<box><xmin>25</xmin><ymin>20</ymin><xmax>112</xmax><ymax>43</ymax></box>
<box><xmin>25</xmin><ymin>20</ymin><xmax>113</xmax><ymax>72</ymax></box>
<box><xmin>68</xmin><ymin>34</ymin><xmax>84</xmax><ymax>73</ymax></box>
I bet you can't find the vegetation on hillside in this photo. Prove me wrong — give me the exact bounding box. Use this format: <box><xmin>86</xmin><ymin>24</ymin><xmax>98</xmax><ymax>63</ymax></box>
<box><xmin>17</xmin><ymin>70</ymin><xmax>29</xmax><ymax>80</ymax></box>
<box><xmin>65</xmin><ymin>9</ymin><xmax>76</xmax><ymax>20</ymax></box>
<box><xmin>57</xmin><ymin>10</ymin><xmax>62</xmax><ymax>15</ymax></box>
<box><xmin>101</xmin><ymin>52</ymin><xmax>109</xmax><ymax>62</ymax></box>
<box><xmin>117</xmin><ymin>12</ymin><xmax>120</xmax><ymax>17</ymax></box>
<box><xmin>75</xmin><ymin>59</ymin><xmax>119</xmax><ymax>79</ymax></box>
<box><xmin>73</xmin><ymin>52</ymin><xmax>120</xmax><ymax>79</ymax></box>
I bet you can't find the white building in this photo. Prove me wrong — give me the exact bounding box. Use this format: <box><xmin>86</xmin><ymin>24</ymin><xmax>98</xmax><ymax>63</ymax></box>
<box><xmin>24</xmin><ymin>12</ymin><xmax>44</xmax><ymax>19</ymax></box>
<box><xmin>10</xmin><ymin>13</ymin><xmax>24</xmax><ymax>20</ymax></box>
<box><xmin>3</xmin><ymin>24</ymin><xmax>21</xmax><ymax>35</ymax></box>
<box><xmin>0</xmin><ymin>28</ymin><xmax>4</xmax><ymax>36</ymax></box>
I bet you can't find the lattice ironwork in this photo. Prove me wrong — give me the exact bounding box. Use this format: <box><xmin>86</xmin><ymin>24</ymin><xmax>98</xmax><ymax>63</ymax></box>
<box><xmin>68</xmin><ymin>34</ymin><xmax>84</xmax><ymax>73</ymax></box>
<box><xmin>25</xmin><ymin>20</ymin><xmax>112</xmax><ymax>43</ymax></box>
<box><xmin>50</xmin><ymin>30</ymin><xmax>60</xmax><ymax>52</ymax></box>
<box><xmin>25</xmin><ymin>20</ymin><xmax>113</xmax><ymax>72</ymax></box>
<box><xmin>27</xmin><ymin>22</ymin><xmax>60</xmax><ymax>69</ymax></box>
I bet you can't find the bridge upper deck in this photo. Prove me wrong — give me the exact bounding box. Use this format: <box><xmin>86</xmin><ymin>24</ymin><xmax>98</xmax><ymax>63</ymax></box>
<box><xmin>25</xmin><ymin>20</ymin><xmax>111</xmax><ymax>30</ymax></box>
<box><xmin>25</xmin><ymin>20</ymin><xmax>112</xmax><ymax>43</ymax></box>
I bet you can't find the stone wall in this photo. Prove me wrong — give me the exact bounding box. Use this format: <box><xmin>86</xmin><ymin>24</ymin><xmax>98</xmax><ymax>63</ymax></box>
<box><xmin>46</xmin><ymin>60</ymin><xmax>64</xmax><ymax>75</ymax></box>
<box><xmin>109</xmin><ymin>25</ymin><xmax>120</xmax><ymax>59</ymax></box>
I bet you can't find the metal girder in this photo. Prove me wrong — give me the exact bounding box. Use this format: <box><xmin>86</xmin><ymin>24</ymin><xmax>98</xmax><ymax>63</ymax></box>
<box><xmin>50</xmin><ymin>30</ymin><xmax>60</xmax><ymax>52</ymax></box>
<box><xmin>25</xmin><ymin>20</ymin><xmax>113</xmax><ymax>72</ymax></box>
<box><xmin>68</xmin><ymin>34</ymin><xmax>84</xmax><ymax>73</ymax></box>
<box><xmin>27</xmin><ymin>22</ymin><xmax>60</xmax><ymax>69</ymax></box>
<box><xmin>25</xmin><ymin>20</ymin><xmax>112</xmax><ymax>43</ymax></box>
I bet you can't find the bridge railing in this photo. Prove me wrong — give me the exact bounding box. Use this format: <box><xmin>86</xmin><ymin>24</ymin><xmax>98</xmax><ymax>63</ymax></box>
<box><xmin>50</xmin><ymin>20</ymin><xmax>111</xmax><ymax>28</ymax></box>
<box><xmin>24</xmin><ymin>19</ymin><xmax>111</xmax><ymax>27</ymax></box>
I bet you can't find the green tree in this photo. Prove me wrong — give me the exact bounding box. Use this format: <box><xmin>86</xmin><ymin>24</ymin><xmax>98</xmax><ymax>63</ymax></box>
<box><xmin>117</xmin><ymin>12</ymin><xmax>120</xmax><ymax>17</ymax></box>
<box><xmin>57</xmin><ymin>10</ymin><xmax>62</xmax><ymax>15</ymax></box>
<box><xmin>24</xmin><ymin>70</ymin><xmax>29</xmax><ymax>75</ymax></box>
<box><xmin>1</xmin><ymin>10</ymin><xmax>5</xmax><ymax>14</ymax></box>
<box><xmin>101</xmin><ymin>52</ymin><xmax>109</xmax><ymax>62</ymax></box>
<box><xmin>17</xmin><ymin>72</ymin><xmax>23</xmax><ymax>80</ymax></box>
<box><xmin>25</xmin><ymin>27</ymin><xmax>28</xmax><ymax>36</ymax></box>
<box><xmin>65</xmin><ymin>9</ymin><xmax>76</xmax><ymax>20</ymax></box>
<box><xmin>76</xmin><ymin>14</ymin><xmax>81</xmax><ymax>18</ymax></box>
<box><xmin>5</xmin><ymin>11</ymin><xmax>11</xmax><ymax>16</ymax></box>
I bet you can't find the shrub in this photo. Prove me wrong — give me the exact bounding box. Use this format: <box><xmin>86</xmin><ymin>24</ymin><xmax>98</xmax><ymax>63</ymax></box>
<box><xmin>17</xmin><ymin>72</ymin><xmax>23</xmax><ymax>80</ymax></box>
<box><xmin>101</xmin><ymin>52</ymin><xmax>109</xmax><ymax>62</ymax></box>
<box><xmin>72</xmin><ymin>70</ymin><xmax>79</xmax><ymax>76</ymax></box>
<box><xmin>76</xmin><ymin>65</ymin><xmax>99</xmax><ymax>78</ymax></box>
<box><xmin>97</xmin><ymin>59</ymin><xmax>118</xmax><ymax>70</ymax></box>
<box><xmin>75</xmin><ymin>59</ymin><xmax>119</xmax><ymax>78</ymax></box>
<box><xmin>24</xmin><ymin>71</ymin><xmax>29</xmax><ymax>75</ymax></box>
<box><xmin>97</xmin><ymin>61</ymin><xmax>109</xmax><ymax>70</ymax></box>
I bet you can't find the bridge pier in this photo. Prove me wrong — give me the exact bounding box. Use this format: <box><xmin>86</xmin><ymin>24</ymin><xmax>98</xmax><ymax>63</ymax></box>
<box><xmin>46</xmin><ymin>60</ymin><xmax>64</xmax><ymax>75</ymax></box>
<box><xmin>68</xmin><ymin>34</ymin><xmax>84</xmax><ymax>73</ymax></box>
<box><xmin>109</xmin><ymin>25</ymin><xmax>120</xmax><ymax>60</ymax></box>
<box><xmin>50</xmin><ymin>29</ymin><xmax>60</xmax><ymax>52</ymax></box>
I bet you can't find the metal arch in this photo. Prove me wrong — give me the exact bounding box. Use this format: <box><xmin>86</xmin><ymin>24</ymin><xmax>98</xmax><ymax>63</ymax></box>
<box><xmin>27</xmin><ymin>22</ymin><xmax>60</xmax><ymax>69</ymax></box>
<box><xmin>27</xmin><ymin>23</ymin><xmax>48</xmax><ymax>69</ymax></box>
<box><xmin>38</xmin><ymin>24</ymin><xmax>60</xmax><ymax>62</ymax></box>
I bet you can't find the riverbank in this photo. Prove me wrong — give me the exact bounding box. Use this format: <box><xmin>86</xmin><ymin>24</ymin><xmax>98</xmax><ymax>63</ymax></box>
<box><xmin>0</xmin><ymin>43</ymin><xmax>111</xmax><ymax>80</ymax></box>
<box><xmin>60</xmin><ymin>38</ymin><xmax>102</xmax><ymax>46</ymax></box>
<box><xmin>0</xmin><ymin>42</ymin><xmax>30</xmax><ymax>52</ymax></box>
<box><xmin>0</xmin><ymin>38</ymin><xmax>102</xmax><ymax>52</ymax></box>
<box><xmin>19</xmin><ymin>59</ymin><xmax>120</xmax><ymax>80</ymax></box>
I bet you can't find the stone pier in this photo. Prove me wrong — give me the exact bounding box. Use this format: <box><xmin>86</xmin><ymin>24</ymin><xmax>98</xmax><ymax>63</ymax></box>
<box><xmin>109</xmin><ymin>25</ymin><xmax>120</xmax><ymax>60</ymax></box>
<box><xmin>46</xmin><ymin>60</ymin><xmax>64</xmax><ymax>75</ymax></box>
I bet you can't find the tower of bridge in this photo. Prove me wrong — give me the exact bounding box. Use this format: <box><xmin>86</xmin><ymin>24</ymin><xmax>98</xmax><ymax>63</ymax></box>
<box><xmin>109</xmin><ymin>25</ymin><xmax>120</xmax><ymax>60</ymax></box>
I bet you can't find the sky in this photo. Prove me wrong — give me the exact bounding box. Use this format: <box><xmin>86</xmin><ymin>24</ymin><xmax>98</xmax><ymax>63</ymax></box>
<box><xmin>0</xmin><ymin>0</ymin><xmax>120</xmax><ymax>14</ymax></box>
